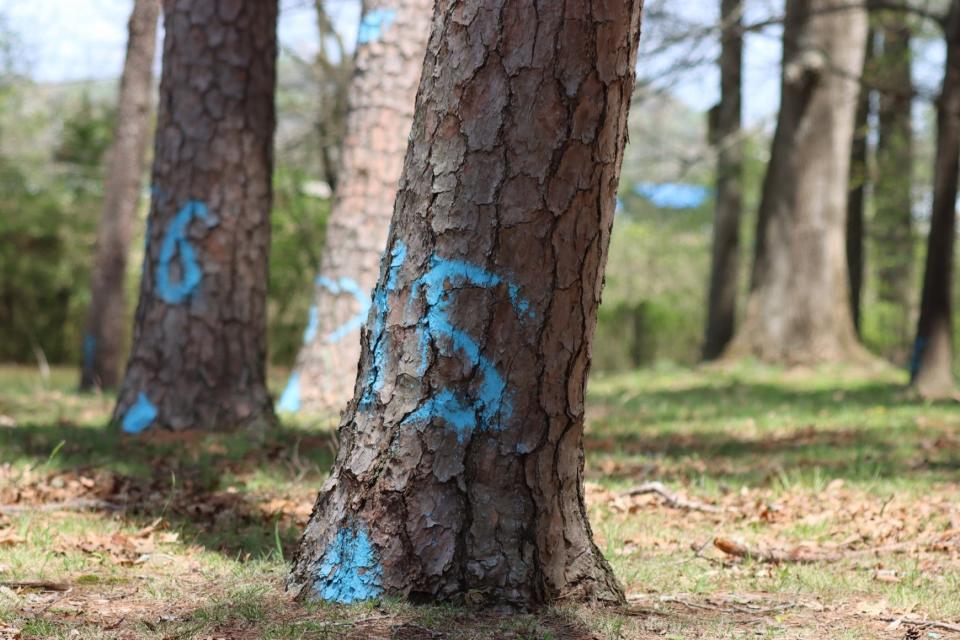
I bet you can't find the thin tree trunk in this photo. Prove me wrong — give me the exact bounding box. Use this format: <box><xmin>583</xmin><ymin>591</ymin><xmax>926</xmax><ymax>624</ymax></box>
<box><xmin>289</xmin><ymin>0</ymin><xmax>644</xmax><ymax>607</ymax></box>
<box><xmin>728</xmin><ymin>0</ymin><xmax>869</xmax><ymax>364</ymax></box>
<box><xmin>278</xmin><ymin>0</ymin><xmax>433</xmax><ymax>415</ymax></box>
<box><xmin>112</xmin><ymin>1</ymin><xmax>278</xmax><ymax>433</ymax></box>
<box><xmin>846</xmin><ymin>27</ymin><xmax>874</xmax><ymax>335</ymax></box>
<box><xmin>80</xmin><ymin>0</ymin><xmax>159</xmax><ymax>391</ymax></box>
<box><xmin>703</xmin><ymin>0</ymin><xmax>744</xmax><ymax>360</ymax></box>
<box><xmin>911</xmin><ymin>0</ymin><xmax>960</xmax><ymax>398</ymax></box>
<box><xmin>873</xmin><ymin>16</ymin><xmax>915</xmax><ymax>363</ymax></box>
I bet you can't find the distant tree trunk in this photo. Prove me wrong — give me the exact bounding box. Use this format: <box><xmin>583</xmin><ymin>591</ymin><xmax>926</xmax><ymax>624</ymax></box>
<box><xmin>112</xmin><ymin>1</ymin><xmax>278</xmax><ymax>433</ymax></box>
<box><xmin>873</xmin><ymin>16</ymin><xmax>915</xmax><ymax>363</ymax></box>
<box><xmin>79</xmin><ymin>0</ymin><xmax>159</xmax><ymax>391</ymax></box>
<box><xmin>277</xmin><ymin>0</ymin><xmax>433</xmax><ymax>415</ymax></box>
<box><xmin>728</xmin><ymin>0</ymin><xmax>869</xmax><ymax>364</ymax></box>
<box><xmin>289</xmin><ymin>0</ymin><xmax>643</xmax><ymax>607</ymax></box>
<box><xmin>911</xmin><ymin>0</ymin><xmax>960</xmax><ymax>398</ymax></box>
<box><xmin>703</xmin><ymin>0</ymin><xmax>744</xmax><ymax>360</ymax></box>
<box><xmin>846</xmin><ymin>26</ymin><xmax>874</xmax><ymax>335</ymax></box>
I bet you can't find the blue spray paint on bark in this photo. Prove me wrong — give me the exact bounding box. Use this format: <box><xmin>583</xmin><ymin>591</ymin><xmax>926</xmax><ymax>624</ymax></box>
<box><xmin>313</xmin><ymin>525</ymin><xmax>383</xmax><ymax>603</ymax></box>
<box><xmin>122</xmin><ymin>392</ymin><xmax>157</xmax><ymax>434</ymax></box>
<box><xmin>314</xmin><ymin>276</ymin><xmax>372</xmax><ymax>343</ymax></box>
<box><xmin>277</xmin><ymin>371</ymin><xmax>302</xmax><ymax>413</ymax></box>
<box><xmin>357</xmin><ymin>9</ymin><xmax>397</xmax><ymax>45</ymax></box>
<box><xmin>156</xmin><ymin>200</ymin><xmax>216</xmax><ymax>304</ymax></box>
<box><xmin>82</xmin><ymin>334</ymin><xmax>97</xmax><ymax>373</ymax></box>
<box><xmin>359</xmin><ymin>242</ymin><xmax>407</xmax><ymax>408</ymax></box>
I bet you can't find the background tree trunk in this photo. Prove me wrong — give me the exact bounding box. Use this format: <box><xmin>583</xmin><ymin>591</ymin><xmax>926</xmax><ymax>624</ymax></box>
<box><xmin>289</xmin><ymin>0</ymin><xmax>643</xmax><ymax>608</ymax></box>
<box><xmin>277</xmin><ymin>0</ymin><xmax>433</xmax><ymax>415</ymax></box>
<box><xmin>873</xmin><ymin>16</ymin><xmax>915</xmax><ymax>363</ymax></box>
<box><xmin>79</xmin><ymin>0</ymin><xmax>159</xmax><ymax>391</ymax></box>
<box><xmin>728</xmin><ymin>0</ymin><xmax>869</xmax><ymax>364</ymax></box>
<box><xmin>911</xmin><ymin>0</ymin><xmax>960</xmax><ymax>398</ymax></box>
<box><xmin>846</xmin><ymin>26</ymin><xmax>874</xmax><ymax>335</ymax></box>
<box><xmin>703</xmin><ymin>0</ymin><xmax>744</xmax><ymax>360</ymax></box>
<box><xmin>112</xmin><ymin>1</ymin><xmax>278</xmax><ymax>433</ymax></box>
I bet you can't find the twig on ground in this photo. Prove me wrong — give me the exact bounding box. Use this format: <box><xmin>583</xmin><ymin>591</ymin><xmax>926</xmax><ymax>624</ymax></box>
<box><xmin>879</xmin><ymin>616</ymin><xmax>960</xmax><ymax>633</ymax></box>
<box><xmin>620</xmin><ymin>482</ymin><xmax>725</xmax><ymax>513</ymax></box>
<box><xmin>713</xmin><ymin>537</ymin><xmax>918</xmax><ymax>564</ymax></box>
<box><xmin>0</xmin><ymin>581</ymin><xmax>70</xmax><ymax>592</ymax></box>
<box><xmin>0</xmin><ymin>499</ymin><xmax>122</xmax><ymax>515</ymax></box>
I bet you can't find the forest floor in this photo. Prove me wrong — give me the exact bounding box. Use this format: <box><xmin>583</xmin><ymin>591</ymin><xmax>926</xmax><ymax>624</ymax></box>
<box><xmin>0</xmin><ymin>363</ymin><xmax>957</xmax><ymax>639</ymax></box>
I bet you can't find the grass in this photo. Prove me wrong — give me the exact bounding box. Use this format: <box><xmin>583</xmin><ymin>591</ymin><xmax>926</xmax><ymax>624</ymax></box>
<box><xmin>0</xmin><ymin>362</ymin><xmax>958</xmax><ymax>638</ymax></box>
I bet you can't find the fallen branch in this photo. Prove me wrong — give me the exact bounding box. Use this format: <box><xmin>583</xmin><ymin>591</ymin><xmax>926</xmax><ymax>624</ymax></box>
<box><xmin>880</xmin><ymin>616</ymin><xmax>960</xmax><ymax>633</ymax></box>
<box><xmin>713</xmin><ymin>537</ymin><xmax>919</xmax><ymax>564</ymax></box>
<box><xmin>1</xmin><ymin>581</ymin><xmax>70</xmax><ymax>592</ymax></box>
<box><xmin>0</xmin><ymin>499</ymin><xmax>122</xmax><ymax>515</ymax></box>
<box><xmin>620</xmin><ymin>482</ymin><xmax>725</xmax><ymax>513</ymax></box>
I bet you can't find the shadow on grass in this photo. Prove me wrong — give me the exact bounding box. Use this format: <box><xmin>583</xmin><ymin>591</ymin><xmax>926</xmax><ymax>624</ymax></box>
<box><xmin>0</xmin><ymin>420</ymin><xmax>337</xmax><ymax>559</ymax></box>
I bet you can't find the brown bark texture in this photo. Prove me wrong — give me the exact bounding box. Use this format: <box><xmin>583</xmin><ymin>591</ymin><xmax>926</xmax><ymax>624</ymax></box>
<box><xmin>873</xmin><ymin>16</ymin><xmax>915</xmax><ymax>362</ymax></box>
<box><xmin>846</xmin><ymin>26</ymin><xmax>873</xmax><ymax>334</ymax></box>
<box><xmin>729</xmin><ymin>0</ymin><xmax>869</xmax><ymax>364</ymax></box>
<box><xmin>112</xmin><ymin>0</ymin><xmax>278</xmax><ymax>433</ymax></box>
<box><xmin>289</xmin><ymin>0</ymin><xmax>644</xmax><ymax>608</ymax></box>
<box><xmin>80</xmin><ymin>0</ymin><xmax>160</xmax><ymax>391</ymax></box>
<box><xmin>278</xmin><ymin>0</ymin><xmax>434</xmax><ymax>416</ymax></box>
<box><xmin>911</xmin><ymin>0</ymin><xmax>960</xmax><ymax>398</ymax></box>
<box><xmin>703</xmin><ymin>0</ymin><xmax>744</xmax><ymax>360</ymax></box>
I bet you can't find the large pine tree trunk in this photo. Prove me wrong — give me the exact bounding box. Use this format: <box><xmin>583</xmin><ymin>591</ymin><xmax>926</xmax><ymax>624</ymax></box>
<box><xmin>80</xmin><ymin>0</ymin><xmax>159</xmax><ymax>391</ymax></box>
<box><xmin>728</xmin><ymin>0</ymin><xmax>868</xmax><ymax>364</ymax></box>
<box><xmin>911</xmin><ymin>1</ymin><xmax>960</xmax><ymax>398</ymax></box>
<box><xmin>703</xmin><ymin>0</ymin><xmax>744</xmax><ymax>361</ymax></box>
<box><xmin>289</xmin><ymin>0</ymin><xmax>643</xmax><ymax>607</ymax></box>
<box><xmin>112</xmin><ymin>1</ymin><xmax>278</xmax><ymax>433</ymax></box>
<box><xmin>874</xmin><ymin>17</ymin><xmax>915</xmax><ymax>363</ymax></box>
<box><xmin>846</xmin><ymin>26</ymin><xmax>874</xmax><ymax>335</ymax></box>
<box><xmin>278</xmin><ymin>0</ymin><xmax>433</xmax><ymax>415</ymax></box>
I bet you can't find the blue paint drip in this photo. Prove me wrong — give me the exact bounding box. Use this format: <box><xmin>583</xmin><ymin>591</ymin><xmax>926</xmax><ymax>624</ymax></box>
<box><xmin>314</xmin><ymin>276</ymin><xmax>372</xmax><ymax>344</ymax></box>
<box><xmin>82</xmin><ymin>334</ymin><xmax>96</xmax><ymax>372</ymax></box>
<box><xmin>313</xmin><ymin>525</ymin><xmax>383</xmax><ymax>604</ymax></box>
<box><xmin>910</xmin><ymin>336</ymin><xmax>929</xmax><ymax>378</ymax></box>
<box><xmin>302</xmin><ymin>305</ymin><xmax>320</xmax><ymax>344</ymax></box>
<box><xmin>156</xmin><ymin>200</ymin><xmax>213</xmax><ymax>304</ymax></box>
<box><xmin>360</xmin><ymin>242</ymin><xmax>407</xmax><ymax>408</ymax></box>
<box><xmin>357</xmin><ymin>8</ymin><xmax>397</xmax><ymax>45</ymax></box>
<box><xmin>401</xmin><ymin>256</ymin><xmax>532</xmax><ymax>440</ymax></box>
<box><xmin>634</xmin><ymin>182</ymin><xmax>710</xmax><ymax>209</ymax></box>
<box><xmin>277</xmin><ymin>371</ymin><xmax>302</xmax><ymax>413</ymax></box>
<box><xmin>122</xmin><ymin>392</ymin><xmax>157</xmax><ymax>434</ymax></box>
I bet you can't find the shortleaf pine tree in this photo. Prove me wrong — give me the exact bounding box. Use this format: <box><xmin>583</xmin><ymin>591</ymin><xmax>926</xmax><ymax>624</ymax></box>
<box><xmin>80</xmin><ymin>0</ymin><xmax>159</xmax><ymax>390</ymax></box>
<box><xmin>278</xmin><ymin>0</ymin><xmax>433</xmax><ymax>415</ymax></box>
<box><xmin>730</xmin><ymin>0</ymin><xmax>869</xmax><ymax>364</ymax></box>
<box><xmin>911</xmin><ymin>0</ymin><xmax>960</xmax><ymax>398</ymax></box>
<box><xmin>113</xmin><ymin>1</ymin><xmax>278</xmax><ymax>433</ymax></box>
<box><xmin>289</xmin><ymin>0</ymin><xmax>644</xmax><ymax>607</ymax></box>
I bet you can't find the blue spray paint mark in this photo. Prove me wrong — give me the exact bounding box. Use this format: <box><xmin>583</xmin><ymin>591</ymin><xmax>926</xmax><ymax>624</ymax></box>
<box><xmin>359</xmin><ymin>242</ymin><xmax>408</xmax><ymax>408</ymax></box>
<box><xmin>302</xmin><ymin>305</ymin><xmax>320</xmax><ymax>344</ymax></box>
<box><xmin>910</xmin><ymin>336</ymin><xmax>929</xmax><ymax>378</ymax></box>
<box><xmin>82</xmin><ymin>334</ymin><xmax>96</xmax><ymax>372</ymax></box>
<box><xmin>313</xmin><ymin>525</ymin><xmax>383</xmax><ymax>604</ymax></box>
<box><xmin>156</xmin><ymin>200</ymin><xmax>215</xmax><ymax>304</ymax></box>
<box><xmin>400</xmin><ymin>256</ymin><xmax>532</xmax><ymax>442</ymax></box>
<box><xmin>314</xmin><ymin>276</ymin><xmax>372</xmax><ymax>344</ymax></box>
<box><xmin>122</xmin><ymin>392</ymin><xmax>157</xmax><ymax>434</ymax></box>
<box><xmin>277</xmin><ymin>371</ymin><xmax>302</xmax><ymax>413</ymax></box>
<box><xmin>634</xmin><ymin>182</ymin><xmax>710</xmax><ymax>209</ymax></box>
<box><xmin>357</xmin><ymin>8</ymin><xmax>397</xmax><ymax>45</ymax></box>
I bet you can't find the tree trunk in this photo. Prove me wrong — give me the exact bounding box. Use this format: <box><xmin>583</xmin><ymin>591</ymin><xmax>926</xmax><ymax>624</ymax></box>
<box><xmin>289</xmin><ymin>0</ymin><xmax>643</xmax><ymax>608</ymax></box>
<box><xmin>728</xmin><ymin>0</ymin><xmax>869</xmax><ymax>364</ymax></box>
<box><xmin>873</xmin><ymin>17</ymin><xmax>915</xmax><ymax>363</ymax></box>
<box><xmin>112</xmin><ymin>1</ymin><xmax>279</xmax><ymax>433</ymax></box>
<box><xmin>278</xmin><ymin>0</ymin><xmax>433</xmax><ymax>415</ymax></box>
<box><xmin>911</xmin><ymin>0</ymin><xmax>960</xmax><ymax>398</ymax></box>
<box><xmin>703</xmin><ymin>0</ymin><xmax>744</xmax><ymax>361</ymax></box>
<box><xmin>846</xmin><ymin>26</ymin><xmax>874</xmax><ymax>335</ymax></box>
<box><xmin>79</xmin><ymin>0</ymin><xmax>159</xmax><ymax>391</ymax></box>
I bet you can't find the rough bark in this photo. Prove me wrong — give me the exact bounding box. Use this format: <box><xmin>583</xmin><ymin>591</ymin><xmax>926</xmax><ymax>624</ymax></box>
<box><xmin>873</xmin><ymin>16</ymin><xmax>915</xmax><ymax>363</ymax></box>
<box><xmin>112</xmin><ymin>0</ymin><xmax>278</xmax><ymax>433</ymax></box>
<box><xmin>80</xmin><ymin>0</ymin><xmax>159</xmax><ymax>391</ymax></box>
<box><xmin>728</xmin><ymin>0</ymin><xmax>869</xmax><ymax>364</ymax></box>
<box><xmin>278</xmin><ymin>0</ymin><xmax>433</xmax><ymax>416</ymax></box>
<box><xmin>703</xmin><ymin>0</ymin><xmax>744</xmax><ymax>361</ymax></box>
<box><xmin>846</xmin><ymin>26</ymin><xmax>874</xmax><ymax>334</ymax></box>
<box><xmin>289</xmin><ymin>0</ymin><xmax>643</xmax><ymax>608</ymax></box>
<box><xmin>911</xmin><ymin>0</ymin><xmax>960</xmax><ymax>398</ymax></box>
